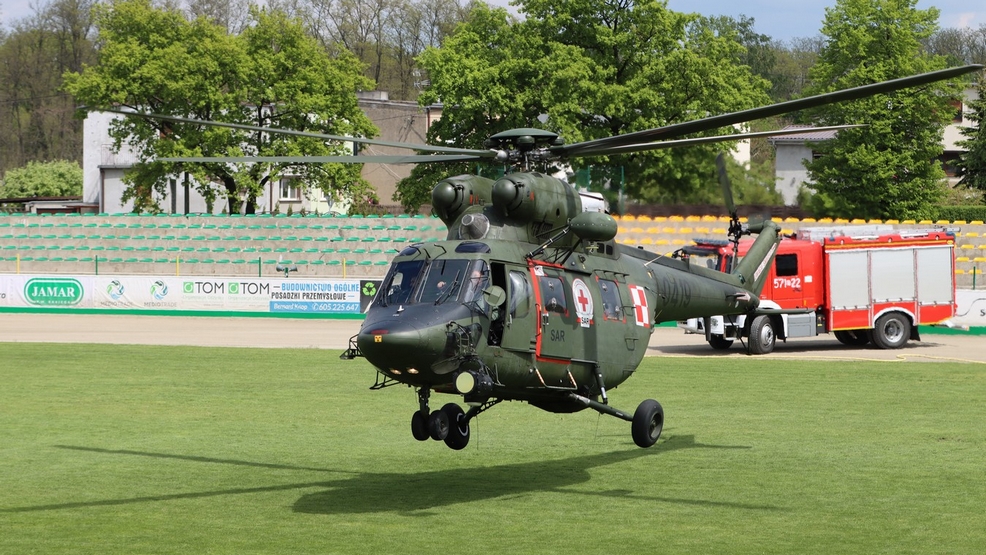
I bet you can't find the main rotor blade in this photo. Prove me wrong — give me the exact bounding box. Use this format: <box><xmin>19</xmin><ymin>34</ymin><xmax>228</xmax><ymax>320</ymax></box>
<box><xmin>571</xmin><ymin>124</ymin><xmax>866</xmax><ymax>157</ymax></box>
<box><xmin>92</xmin><ymin>107</ymin><xmax>498</xmax><ymax>158</ymax></box>
<box><xmin>556</xmin><ymin>64</ymin><xmax>983</xmax><ymax>157</ymax></box>
<box><xmin>157</xmin><ymin>154</ymin><xmax>486</xmax><ymax>164</ymax></box>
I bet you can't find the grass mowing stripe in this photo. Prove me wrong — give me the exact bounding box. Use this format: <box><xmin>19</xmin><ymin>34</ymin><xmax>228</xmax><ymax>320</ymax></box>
<box><xmin>1</xmin><ymin>343</ymin><xmax>984</xmax><ymax>554</ymax></box>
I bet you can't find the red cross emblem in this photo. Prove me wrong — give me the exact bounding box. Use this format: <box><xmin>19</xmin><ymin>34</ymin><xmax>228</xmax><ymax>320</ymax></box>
<box><xmin>571</xmin><ymin>279</ymin><xmax>593</xmax><ymax>327</ymax></box>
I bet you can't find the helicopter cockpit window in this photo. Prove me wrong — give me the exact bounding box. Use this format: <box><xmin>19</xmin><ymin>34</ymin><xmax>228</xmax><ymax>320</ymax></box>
<box><xmin>539</xmin><ymin>276</ymin><xmax>567</xmax><ymax>315</ymax></box>
<box><xmin>377</xmin><ymin>259</ymin><xmax>424</xmax><ymax>306</ymax></box>
<box><xmin>508</xmin><ymin>271</ymin><xmax>531</xmax><ymax>318</ymax></box>
<box><xmin>598</xmin><ymin>278</ymin><xmax>622</xmax><ymax>320</ymax></box>
<box><xmin>418</xmin><ymin>259</ymin><xmax>471</xmax><ymax>304</ymax></box>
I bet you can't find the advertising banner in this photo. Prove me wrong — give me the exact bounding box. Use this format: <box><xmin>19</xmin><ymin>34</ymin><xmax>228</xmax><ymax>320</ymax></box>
<box><xmin>0</xmin><ymin>274</ymin><xmax>381</xmax><ymax>318</ymax></box>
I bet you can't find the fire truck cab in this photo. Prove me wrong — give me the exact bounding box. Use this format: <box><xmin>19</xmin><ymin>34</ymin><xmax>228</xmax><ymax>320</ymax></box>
<box><xmin>677</xmin><ymin>226</ymin><xmax>956</xmax><ymax>354</ymax></box>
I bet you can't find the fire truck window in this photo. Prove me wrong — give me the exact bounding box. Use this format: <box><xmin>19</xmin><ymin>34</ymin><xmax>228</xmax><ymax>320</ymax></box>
<box><xmin>598</xmin><ymin>279</ymin><xmax>622</xmax><ymax>320</ymax></box>
<box><xmin>508</xmin><ymin>271</ymin><xmax>531</xmax><ymax>318</ymax></box>
<box><xmin>539</xmin><ymin>276</ymin><xmax>567</xmax><ymax>314</ymax></box>
<box><xmin>775</xmin><ymin>254</ymin><xmax>798</xmax><ymax>277</ymax></box>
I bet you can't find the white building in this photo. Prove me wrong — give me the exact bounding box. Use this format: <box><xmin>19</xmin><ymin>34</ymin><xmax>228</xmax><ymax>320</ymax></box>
<box><xmin>82</xmin><ymin>96</ymin><xmax>441</xmax><ymax>214</ymax></box>
<box><xmin>768</xmin><ymin>86</ymin><xmax>979</xmax><ymax>206</ymax></box>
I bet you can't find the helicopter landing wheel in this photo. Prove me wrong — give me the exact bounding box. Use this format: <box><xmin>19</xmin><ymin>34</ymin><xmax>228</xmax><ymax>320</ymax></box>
<box><xmin>709</xmin><ymin>334</ymin><xmax>733</xmax><ymax>350</ymax></box>
<box><xmin>411</xmin><ymin>410</ymin><xmax>429</xmax><ymax>441</ymax></box>
<box><xmin>631</xmin><ymin>399</ymin><xmax>664</xmax><ymax>448</ymax></box>
<box><xmin>427</xmin><ymin>409</ymin><xmax>450</xmax><ymax>441</ymax></box>
<box><xmin>441</xmin><ymin>403</ymin><xmax>470</xmax><ymax>450</ymax></box>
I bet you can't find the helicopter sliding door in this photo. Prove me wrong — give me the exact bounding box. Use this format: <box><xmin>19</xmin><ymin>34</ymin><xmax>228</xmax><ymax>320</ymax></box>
<box><xmin>498</xmin><ymin>267</ymin><xmax>537</xmax><ymax>354</ymax></box>
<box><xmin>531</xmin><ymin>264</ymin><xmax>594</xmax><ymax>367</ymax></box>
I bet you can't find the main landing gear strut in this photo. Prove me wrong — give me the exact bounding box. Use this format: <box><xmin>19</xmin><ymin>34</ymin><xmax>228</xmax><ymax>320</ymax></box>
<box><xmin>410</xmin><ymin>388</ymin><xmax>664</xmax><ymax>450</ymax></box>
<box><xmin>569</xmin><ymin>394</ymin><xmax>665</xmax><ymax>448</ymax></box>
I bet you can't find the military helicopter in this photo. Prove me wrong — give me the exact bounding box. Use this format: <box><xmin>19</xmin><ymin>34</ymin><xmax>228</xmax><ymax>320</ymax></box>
<box><xmin>104</xmin><ymin>64</ymin><xmax>982</xmax><ymax>450</ymax></box>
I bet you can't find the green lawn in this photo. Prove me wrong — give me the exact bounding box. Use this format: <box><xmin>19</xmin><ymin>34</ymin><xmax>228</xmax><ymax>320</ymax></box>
<box><xmin>2</xmin><ymin>343</ymin><xmax>984</xmax><ymax>554</ymax></box>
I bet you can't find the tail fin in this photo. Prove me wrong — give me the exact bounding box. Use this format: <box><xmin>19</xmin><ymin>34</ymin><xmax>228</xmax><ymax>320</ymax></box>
<box><xmin>732</xmin><ymin>220</ymin><xmax>781</xmax><ymax>296</ymax></box>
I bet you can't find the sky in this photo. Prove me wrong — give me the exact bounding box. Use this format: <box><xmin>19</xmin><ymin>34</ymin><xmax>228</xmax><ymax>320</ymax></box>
<box><xmin>1</xmin><ymin>0</ymin><xmax>983</xmax><ymax>39</ymax></box>
<box><xmin>663</xmin><ymin>0</ymin><xmax>984</xmax><ymax>43</ymax></box>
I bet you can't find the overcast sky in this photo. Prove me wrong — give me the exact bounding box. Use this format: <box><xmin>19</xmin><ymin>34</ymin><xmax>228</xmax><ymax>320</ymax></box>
<box><xmin>2</xmin><ymin>0</ymin><xmax>983</xmax><ymax>40</ymax></box>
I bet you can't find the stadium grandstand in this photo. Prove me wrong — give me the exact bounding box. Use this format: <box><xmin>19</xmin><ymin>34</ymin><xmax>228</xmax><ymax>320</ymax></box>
<box><xmin>0</xmin><ymin>212</ymin><xmax>984</xmax><ymax>287</ymax></box>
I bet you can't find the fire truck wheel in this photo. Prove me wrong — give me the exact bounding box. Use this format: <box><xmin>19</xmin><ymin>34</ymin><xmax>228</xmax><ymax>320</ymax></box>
<box><xmin>748</xmin><ymin>315</ymin><xmax>776</xmax><ymax>355</ymax></box>
<box><xmin>834</xmin><ymin>329</ymin><xmax>870</xmax><ymax>346</ymax></box>
<box><xmin>709</xmin><ymin>335</ymin><xmax>734</xmax><ymax>350</ymax></box>
<box><xmin>872</xmin><ymin>313</ymin><xmax>911</xmax><ymax>349</ymax></box>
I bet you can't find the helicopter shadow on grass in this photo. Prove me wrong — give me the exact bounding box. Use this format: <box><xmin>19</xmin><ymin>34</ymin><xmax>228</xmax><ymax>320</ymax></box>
<box><xmin>3</xmin><ymin>437</ymin><xmax>774</xmax><ymax>515</ymax></box>
<box><xmin>292</xmin><ymin>434</ymin><xmax>778</xmax><ymax>516</ymax></box>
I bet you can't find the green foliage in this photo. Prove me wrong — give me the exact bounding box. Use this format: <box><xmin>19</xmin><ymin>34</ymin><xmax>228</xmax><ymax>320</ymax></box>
<box><xmin>728</xmin><ymin>158</ymin><xmax>784</xmax><ymax>206</ymax></box>
<box><xmin>0</xmin><ymin>0</ymin><xmax>97</xmax><ymax>176</ymax></box>
<box><xmin>920</xmin><ymin>204</ymin><xmax>986</xmax><ymax>222</ymax></box>
<box><xmin>64</xmin><ymin>0</ymin><xmax>377</xmax><ymax>214</ymax></box>
<box><xmin>0</xmin><ymin>160</ymin><xmax>83</xmax><ymax>198</ymax></box>
<box><xmin>801</xmin><ymin>0</ymin><xmax>958</xmax><ymax>220</ymax></box>
<box><xmin>3</xmin><ymin>342</ymin><xmax>986</xmax><ymax>553</ymax></box>
<box><xmin>395</xmin><ymin>0</ymin><xmax>771</xmax><ymax>211</ymax></box>
<box><xmin>956</xmin><ymin>72</ymin><xmax>986</xmax><ymax>195</ymax></box>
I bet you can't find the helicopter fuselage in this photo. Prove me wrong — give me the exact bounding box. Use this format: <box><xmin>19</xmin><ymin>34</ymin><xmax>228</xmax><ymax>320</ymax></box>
<box><xmin>355</xmin><ymin>177</ymin><xmax>774</xmax><ymax>414</ymax></box>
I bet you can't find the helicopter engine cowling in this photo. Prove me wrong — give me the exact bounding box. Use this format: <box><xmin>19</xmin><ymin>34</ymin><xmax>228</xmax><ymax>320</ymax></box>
<box><xmin>431</xmin><ymin>175</ymin><xmax>496</xmax><ymax>226</ymax></box>
<box><xmin>491</xmin><ymin>173</ymin><xmax>581</xmax><ymax>228</ymax></box>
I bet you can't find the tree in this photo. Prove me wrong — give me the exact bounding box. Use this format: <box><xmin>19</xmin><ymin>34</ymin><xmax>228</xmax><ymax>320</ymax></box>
<box><xmin>64</xmin><ymin>0</ymin><xmax>377</xmax><ymax>213</ymax></box>
<box><xmin>395</xmin><ymin>0</ymin><xmax>772</xmax><ymax>212</ymax></box>
<box><xmin>924</xmin><ymin>24</ymin><xmax>986</xmax><ymax>66</ymax></box>
<box><xmin>800</xmin><ymin>0</ymin><xmax>960</xmax><ymax>220</ymax></box>
<box><xmin>956</xmin><ymin>72</ymin><xmax>986</xmax><ymax>198</ymax></box>
<box><xmin>0</xmin><ymin>160</ymin><xmax>83</xmax><ymax>198</ymax></box>
<box><xmin>0</xmin><ymin>0</ymin><xmax>97</xmax><ymax>175</ymax></box>
<box><xmin>186</xmin><ymin>0</ymin><xmax>252</xmax><ymax>34</ymax></box>
<box><xmin>271</xmin><ymin>0</ymin><xmax>470</xmax><ymax>100</ymax></box>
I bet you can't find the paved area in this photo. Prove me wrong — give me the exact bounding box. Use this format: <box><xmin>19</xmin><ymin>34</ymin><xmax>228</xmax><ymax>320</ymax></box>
<box><xmin>2</xmin><ymin>313</ymin><xmax>985</xmax><ymax>363</ymax></box>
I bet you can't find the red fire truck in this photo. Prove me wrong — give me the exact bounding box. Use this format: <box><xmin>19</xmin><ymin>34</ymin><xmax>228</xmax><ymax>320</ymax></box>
<box><xmin>677</xmin><ymin>226</ymin><xmax>956</xmax><ymax>354</ymax></box>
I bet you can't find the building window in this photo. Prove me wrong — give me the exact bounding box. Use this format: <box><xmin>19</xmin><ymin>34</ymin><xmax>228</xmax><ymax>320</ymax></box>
<box><xmin>941</xmin><ymin>152</ymin><xmax>962</xmax><ymax>178</ymax></box>
<box><xmin>279</xmin><ymin>177</ymin><xmax>302</xmax><ymax>201</ymax></box>
<box><xmin>950</xmin><ymin>99</ymin><xmax>964</xmax><ymax>123</ymax></box>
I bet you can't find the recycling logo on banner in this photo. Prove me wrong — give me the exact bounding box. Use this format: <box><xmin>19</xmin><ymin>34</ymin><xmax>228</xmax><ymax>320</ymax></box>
<box><xmin>359</xmin><ymin>279</ymin><xmax>382</xmax><ymax>312</ymax></box>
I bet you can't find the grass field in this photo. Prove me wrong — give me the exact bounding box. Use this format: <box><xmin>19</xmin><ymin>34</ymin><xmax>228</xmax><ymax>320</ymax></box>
<box><xmin>2</xmin><ymin>343</ymin><xmax>985</xmax><ymax>554</ymax></box>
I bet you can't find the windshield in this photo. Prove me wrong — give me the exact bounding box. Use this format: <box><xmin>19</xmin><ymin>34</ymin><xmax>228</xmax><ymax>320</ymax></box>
<box><xmin>377</xmin><ymin>259</ymin><xmax>425</xmax><ymax>306</ymax></box>
<box><xmin>375</xmin><ymin>258</ymin><xmax>489</xmax><ymax>307</ymax></box>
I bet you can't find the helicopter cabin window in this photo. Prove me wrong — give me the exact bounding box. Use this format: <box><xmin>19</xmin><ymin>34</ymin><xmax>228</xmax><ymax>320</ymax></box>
<box><xmin>508</xmin><ymin>270</ymin><xmax>531</xmax><ymax>318</ymax></box>
<box><xmin>539</xmin><ymin>276</ymin><xmax>568</xmax><ymax>315</ymax></box>
<box><xmin>279</xmin><ymin>177</ymin><xmax>303</xmax><ymax>201</ymax></box>
<box><xmin>598</xmin><ymin>278</ymin><xmax>622</xmax><ymax>320</ymax></box>
<box><xmin>775</xmin><ymin>253</ymin><xmax>798</xmax><ymax>277</ymax></box>
<box><xmin>588</xmin><ymin>241</ymin><xmax>615</xmax><ymax>256</ymax></box>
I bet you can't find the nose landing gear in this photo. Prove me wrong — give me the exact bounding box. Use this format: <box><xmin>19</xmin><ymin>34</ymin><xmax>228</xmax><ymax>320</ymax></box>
<box><xmin>410</xmin><ymin>389</ymin><xmax>473</xmax><ymax>450</ymax></box>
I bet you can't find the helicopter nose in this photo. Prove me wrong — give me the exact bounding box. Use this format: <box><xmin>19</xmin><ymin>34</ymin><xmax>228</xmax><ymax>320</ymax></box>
<box><xmin>357</xmin><ymin>320</ymin><xmax>449</xmax><ymax>374</ymax></box>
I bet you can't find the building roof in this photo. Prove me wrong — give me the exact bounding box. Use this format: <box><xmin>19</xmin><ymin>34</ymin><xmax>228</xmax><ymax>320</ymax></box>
<box><xmin>768</xmin><ymin>125</ymin><xmax>840</xmax><ymax>144</ymax></box>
